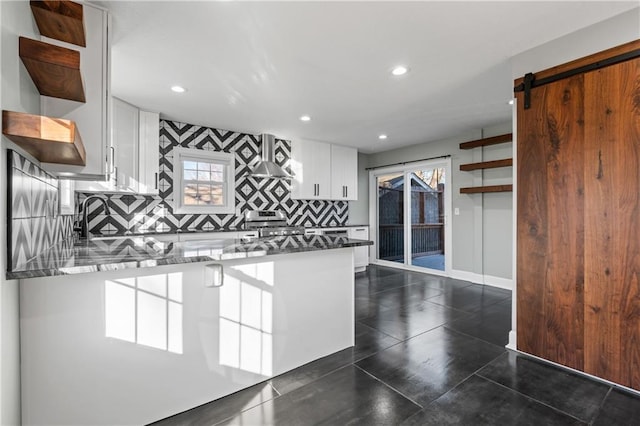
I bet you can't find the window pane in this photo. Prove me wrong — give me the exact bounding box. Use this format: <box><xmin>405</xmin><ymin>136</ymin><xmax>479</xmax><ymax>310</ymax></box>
<box><xmin>198</xmin><ymin>171</ymin><xmax>211</xmax><ymax>181</ymax></box>
<box><xmin>184</xmin><ymin>183</ymin><xmax>198</xmax><ymax>205</ymax></box>
<box><xmin>184</xmin><ymin>170</ymin><xmax>197</xmax><ymax>181</ymax></box>
<box><xmin>211</xmin><ymin>171</ymin><xmax>224</xmax><ymax>182</ymax></box>
<box><xmin>211</xmin><ymin>184</ymin><xmax>224</xmax><ymax>205</ymax></box>
<box><xmin>183</xmin><ymin>161</ymin><xmax>198</xmax><ymax>170</ymax></box>
<box><xmin>195</xmin><ymin>184</ymin><xmax>210</xmax><ymax>205</ymax></box>
<box><xmin>210</xmin><ymin>163</ymin><xmax>224</xmax><ymax>173</ymax></box>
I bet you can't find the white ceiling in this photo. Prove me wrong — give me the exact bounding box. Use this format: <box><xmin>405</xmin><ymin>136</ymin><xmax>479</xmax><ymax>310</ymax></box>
<box><xmin>100</xmin><ymin>1</ymin><xmax>637</xmax><ymax>153</ymax></box>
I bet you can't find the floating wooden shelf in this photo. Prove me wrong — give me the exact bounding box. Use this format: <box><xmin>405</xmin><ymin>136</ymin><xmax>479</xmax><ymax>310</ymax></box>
<box><xmin>459</xmin><ymin>133</ymin><xmax>512</xmax><ymax>150</ymax></box>
<box><xmin>460</xmin><ymin>158</ymin><xmax>513</xmax><ymax>171</ymax></box>
<box><xmin>19</xmin><ymin>36</ymin><xmax>85</xmax><ymax>102</ymax></box>
<box><xmin>2</xmin><ymin>110</ymin><xmax>86</xmax><ymax>166</ymax></box>
<box><xmin>460</xmin><ymin>184</ymin><xmax>513</xmax><ymax>194</ymax></box>
<box><xmin>30</xmin><ymin>1</ymin><xmax>86</xmax><ymax>47</ymax></box>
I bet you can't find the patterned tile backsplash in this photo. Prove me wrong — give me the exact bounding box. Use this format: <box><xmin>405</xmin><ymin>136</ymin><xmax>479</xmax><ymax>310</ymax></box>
<box><xmin>80</xmin><ymin>120</ymin><xmax>348</xmax><ymax>235</ymax></box>
<box><xmin>7</xmin><ymin>150</ymin><xmax>74</xmax><ymax>271</ymax></box>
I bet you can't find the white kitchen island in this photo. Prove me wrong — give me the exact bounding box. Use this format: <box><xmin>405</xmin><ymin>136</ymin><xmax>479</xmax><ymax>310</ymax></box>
<box><xmin>15</xmin><ymin>235</ymin><xmax>370</xmax><ymax>425</ymax></box>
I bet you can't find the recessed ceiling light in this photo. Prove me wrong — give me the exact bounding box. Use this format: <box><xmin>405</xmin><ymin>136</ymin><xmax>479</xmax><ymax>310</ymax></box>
<box><xmin>391</xmin><ymin>66</ymin><xmax>408</xmax><ymax>76</ymax></box>
<box><xmin>171</xmin><ymin>85</ymin><xmax>186</xmax><ymax>93</ymax></box>
<box><xmin>300</xmin><ymin>115</ymin><xmax>311</xmax><ymax>122</ymax></box>
<box><xmin>378</xmin><ymin>134</ymin><xmax>388</xmax><ymax>140</ymax></box>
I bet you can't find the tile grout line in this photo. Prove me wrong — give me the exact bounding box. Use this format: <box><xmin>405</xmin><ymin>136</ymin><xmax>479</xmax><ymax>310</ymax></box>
<box><xmin>353</xmin><ymin>363</ymin><xmax>425</xmax><ymax>410</ymax></box>
<box><xmin>441</xmin><ymin>323</ymin><xmax>507</xmax><ymax>348</ymax></box>
<box><xmin>476</xmin><ymin>374</ymin><xmax>592</xmax><ymax>424</ymax></box>
<box><xmin>355</xmin><ymin>320</ymin><xmax>403</xmax><ymax>343</ymax></box>
<box><xmin>588</xmin><ymin>386</ymin><xmax>612</xmax><ymax>426</ymax></box>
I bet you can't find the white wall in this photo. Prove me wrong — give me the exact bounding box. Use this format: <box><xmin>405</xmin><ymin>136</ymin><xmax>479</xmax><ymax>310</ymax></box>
<box><xmin>347</xmin><ymin>152</ymin><xmax>369</xmax><ymax>225</ymax></box>
<box><xmin>1</xmin><ymin>1</ymin><xmax>43</xmax><ymax>424</ymax></box>
<box><xmin>511</xmin><ymin>7</ymin><xmax>640</xmax><ymax>79</ymax></box>
<box><xmin>362</xmin><ymin>121</ymin><xmax>513</xmax><ymax>285</ymax></box>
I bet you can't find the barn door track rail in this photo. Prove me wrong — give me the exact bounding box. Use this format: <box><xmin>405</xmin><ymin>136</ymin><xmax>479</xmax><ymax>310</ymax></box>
<box><xmin>514</xmin><ymin>41</ymin><xmax>640</xmax><ymax>109</ymax></box>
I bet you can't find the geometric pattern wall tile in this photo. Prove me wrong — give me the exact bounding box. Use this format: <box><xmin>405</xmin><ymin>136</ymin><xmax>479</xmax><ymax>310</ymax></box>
<box><xmin>7</xmin><ymin>150</ymin><xmax>75</xmax><ymax>272</ymax></box>
<box><xmin>80</xmin><ymin>119</ymin><xmax>348</xmax><ymax>236</ymax></box>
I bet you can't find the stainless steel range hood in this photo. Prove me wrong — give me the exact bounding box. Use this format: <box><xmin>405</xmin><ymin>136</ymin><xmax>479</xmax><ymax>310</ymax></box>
<box><xmin>248</xmin><ymin>133</ymin><xmax>293</xmax><ymax>179</ymax></box>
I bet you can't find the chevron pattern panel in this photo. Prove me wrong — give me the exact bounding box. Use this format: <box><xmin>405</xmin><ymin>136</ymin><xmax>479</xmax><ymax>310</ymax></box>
<box><xmin>7</xmin><ymin>151</ymin><xmax>75</xmax><ymax>272</ymax></box>
<box><xmin>80</xmin><ymin>120</ymin><xmax>348</xmax><ymax>235</ymax></box>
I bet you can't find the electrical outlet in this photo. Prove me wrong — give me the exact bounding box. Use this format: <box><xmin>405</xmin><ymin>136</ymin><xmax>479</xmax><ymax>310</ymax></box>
<box><xmin>454</xmin><ymin>208</ymin><xmax>460</xmax><ymax>216</ymax></box>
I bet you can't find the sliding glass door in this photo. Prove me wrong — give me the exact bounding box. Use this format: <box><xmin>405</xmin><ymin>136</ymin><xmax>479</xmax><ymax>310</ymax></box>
<box><xmin>376</xmin><ymin>173</ymin><xmax>405</xmax><ymax>264</ymax></box>
<box><xmin>370</xmin><ymin>159</ymin><xmax>451</xmax><ymax>274</ymax></box>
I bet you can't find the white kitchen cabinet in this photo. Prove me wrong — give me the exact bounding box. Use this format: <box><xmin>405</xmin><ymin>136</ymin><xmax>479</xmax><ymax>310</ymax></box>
<box><xmin>112</xmin><ymin>97</ymin><xmax>139</xmax><ymax>191</ymax></box>
<box><xmin>76</xmin><ymin>102</ymin><xmax>159</xmax><ymax>193</ymax></box>
<box><xmin>291</xmin><ymin>139</ymin><xmax>331</xmax><ymax>199</ymax></box>
<box><xmin>137</xmin><ymin>110</ymin><xmax>160</xmax><ymax>194</ymax></box>
<box><xmin>330</xmin><ymin>145</ymin><xmax>358</xmax><ymax>200</ymax></box>
<box><xmin>20</xmin><ymin>250</ymin><xmax>354</xmax><ymax>425</ymax></box>
<box><xmin>348</xmin><ymin>226</ymin><xmax>370</xmax><ymax>272</ymax></box>
<box><xmin>40</xmin><ymin>3</ymin><xmax>111</xmax><ymax>179</ymax></box>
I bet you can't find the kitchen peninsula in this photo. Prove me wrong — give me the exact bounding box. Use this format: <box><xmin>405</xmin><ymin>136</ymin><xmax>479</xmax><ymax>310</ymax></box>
<box><xmin>16</xmin><ymin>234</ymin><xmax>372</xmax><ymax>425</ymax></box>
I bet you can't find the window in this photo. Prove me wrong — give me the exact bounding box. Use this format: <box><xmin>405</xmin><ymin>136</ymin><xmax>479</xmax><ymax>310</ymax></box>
<box><xmin>173</xmin><ymin>148</ymin><xmax>235</xmax><ymax>214</ymax></box>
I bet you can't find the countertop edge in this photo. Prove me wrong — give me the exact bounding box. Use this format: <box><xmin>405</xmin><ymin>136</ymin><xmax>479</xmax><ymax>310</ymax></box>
<box><xmin>8</xmin><ymin>237</ymin><xmax>373</xmax><ymax>280</ymax></box>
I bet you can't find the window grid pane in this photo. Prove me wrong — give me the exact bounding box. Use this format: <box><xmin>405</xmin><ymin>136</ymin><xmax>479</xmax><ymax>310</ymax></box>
<box><xmin>176</xmin><ymin>148</ymin><xmax>234</xmax><ymax>213</ymax></box>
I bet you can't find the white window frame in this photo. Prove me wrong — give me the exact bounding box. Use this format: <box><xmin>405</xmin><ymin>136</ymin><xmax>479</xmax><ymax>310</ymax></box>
<box><xmin>173</xmin><ymin>148</ymin><xmax>235</xmax><ymax>214</ymax></box>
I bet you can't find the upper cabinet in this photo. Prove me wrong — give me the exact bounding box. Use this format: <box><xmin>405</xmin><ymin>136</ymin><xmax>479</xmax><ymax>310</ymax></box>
<box><xmin>291</xmin><ymin>139</ymin><xmax>331</xmax><ymax>199</ymax></box>
<box><xmin>40</xmin><ymin>2</ymin><xmax>110</xmax><ymax>179</ymax></box>
<box><xmin>137</xmin><ymin>110</ymin><xmax>160</xmax><ymax>194</ymax></box>
<box><xmin>291</xmin><ymin>139</ymin><xmax>358</xmax><ymax>201</ymax></box>
<box><xmin>111</xmin><ymin>97</ymin><xmax>139</xmax><ymax>191</ymax></box>
<box><xmin>330</xmin><ymin>144</ymin><xmax>357</xmax><ymax>201</ymax></box>
<box><xmin>76</xmin><ymin>98</ymin><xmax>159</xmax><ymax>194</ymax></box>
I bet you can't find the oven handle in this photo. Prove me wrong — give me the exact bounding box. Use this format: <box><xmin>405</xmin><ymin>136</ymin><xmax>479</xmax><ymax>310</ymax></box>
<box><xmin>322</xmin><ymin>230</ymin><xmax>348</xmax><ymax>236</ymax></box>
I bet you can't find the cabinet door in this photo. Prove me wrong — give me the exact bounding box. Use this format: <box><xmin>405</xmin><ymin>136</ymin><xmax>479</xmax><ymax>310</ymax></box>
<box><xmin>348</xmin><ymin>226</ymin><xmax>369</xmax><ymax>268</ymax></box>
<box><xmin>330</xmin><ymin>145</ymin><xmax>358</xmax><ymax>200</ymax></box>
<box><xmin>112</xmin><ymin>97</ymin><xmax>139</xmax><ymax>191</ymax></box>
<box><xmin>138</xmin><ymin>111</ymin><xmax>160</xmax><ymax>194</ymax></box>
<box><xmin>41</xmin><ymin>4</ymin><xmax>110</xmax><ymax>178</ymax></box>
<box><xmin>291</xmin><ymin>139</ymin><xmax>331</xmax><ymax>199</ymax></box>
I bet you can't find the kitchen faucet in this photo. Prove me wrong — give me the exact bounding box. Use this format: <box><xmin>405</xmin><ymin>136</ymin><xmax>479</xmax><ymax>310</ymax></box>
<box><xmin>80</xmin><ymin>195</ymin><xmax>110</xmax><ymax>239</ymax></box>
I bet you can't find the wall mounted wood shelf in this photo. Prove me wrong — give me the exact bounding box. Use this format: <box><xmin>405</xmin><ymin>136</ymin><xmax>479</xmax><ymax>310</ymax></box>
<box><xmin>460</xmin><ymin>158</ymin><xmax>513</xmax><ymax>171</ymax></box>
<box><xmin>459</xmin><ymin>133</ymin><xmax>513</xmax><ymax>150</ymax></box>
<box><xmin>30</xmin><ymin>1</ymin><xmax>86</xmax><ymax>47</ymax></box>
<box><xmin>2</xmin><ymin>110</ymin><xmax>86</xmax><ymax>166</ymax></box>
<box><xmin>19</xmin><ymin>36</ymin><xmax>86</xmax><ymax>102</ymax></box>
<box><xmin>460</xmin><ymin>184</ymin><xmax>512</xmax><ymax>194</ymax></box>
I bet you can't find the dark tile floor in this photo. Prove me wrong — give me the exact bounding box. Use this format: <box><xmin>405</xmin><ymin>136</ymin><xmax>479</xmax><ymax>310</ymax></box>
<box><xmin>153</xmin><ymin>265</ymin><xmax>640</xmax><ymax>426</ymax></box>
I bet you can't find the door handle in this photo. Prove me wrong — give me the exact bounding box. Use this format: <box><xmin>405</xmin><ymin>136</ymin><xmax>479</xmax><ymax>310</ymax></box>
<box><xmin>109</xmin><ymin>146</ymin><xmax>115</xmax><ymax>174</ymax></box>
<box><xmin>205</xmin><ymin>263</ymin><xmax>224</xmax><ymax>287</ymax></box>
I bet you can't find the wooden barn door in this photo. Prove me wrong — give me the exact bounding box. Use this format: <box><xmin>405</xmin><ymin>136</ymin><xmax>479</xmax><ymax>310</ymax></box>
<box><xmin>516</xmin><ymin>41</ymin><xmax>640</xmax><ymax>389</ymax></box>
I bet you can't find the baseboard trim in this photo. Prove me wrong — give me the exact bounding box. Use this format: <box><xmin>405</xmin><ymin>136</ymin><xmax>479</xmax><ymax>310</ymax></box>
<box><xmin>450</xmin><ymin>270</ymin><xmax>513</xmax><ymax>291</ymax></box>
<box><xmin>509</xmin><ymin>347</ymin><xmax>640</xmax><ymax>397</ymax></box>
<box><xmin>450</xmin><ymin>269</ymin><xmax>483</xmax><ymax>284</ymax></box>
<box><xmin>483</xmin><ymin>274</ymin><xmax>513</xmax><ymax>290</ymax></box>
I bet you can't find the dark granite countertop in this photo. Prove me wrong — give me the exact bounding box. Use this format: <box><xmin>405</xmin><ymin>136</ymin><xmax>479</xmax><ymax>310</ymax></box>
<box><xmin>8</xmin><ymin>234</ymin><xmax>373</xmax><ymax>280</ymax></box>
